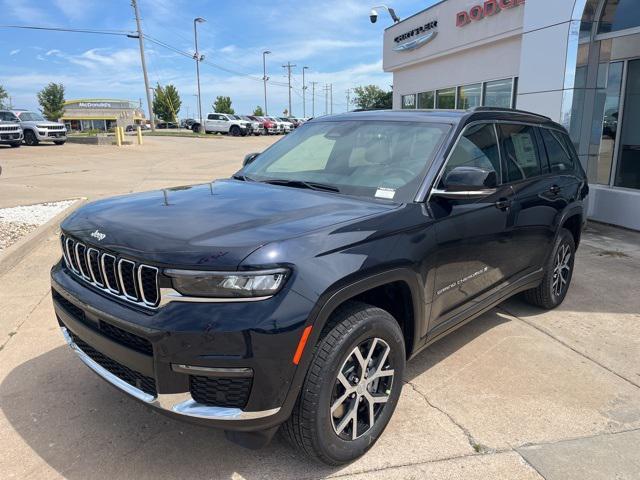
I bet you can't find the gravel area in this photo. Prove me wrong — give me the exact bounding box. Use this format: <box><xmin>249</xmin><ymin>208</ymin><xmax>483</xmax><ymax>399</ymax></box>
<box><xmin>0</xmin><ymin>200</ymin><xmax>75</xmax><ymax>253</ymax></box>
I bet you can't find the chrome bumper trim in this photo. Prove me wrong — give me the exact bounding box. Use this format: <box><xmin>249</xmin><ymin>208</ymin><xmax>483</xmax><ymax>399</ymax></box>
<box><xmin>61</xmin><ymin>327</ymin><xmax>280</xmax><ymax>421</ymax></box>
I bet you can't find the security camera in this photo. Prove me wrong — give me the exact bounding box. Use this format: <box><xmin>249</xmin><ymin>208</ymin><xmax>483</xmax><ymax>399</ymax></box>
<box><xmin>370</xmin><ymin>8</ymin><xmax>378</xmax><ymax>23</ymax></box>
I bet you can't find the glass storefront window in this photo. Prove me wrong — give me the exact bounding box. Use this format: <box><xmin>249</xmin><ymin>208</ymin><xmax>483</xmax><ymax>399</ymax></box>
<box><xmin>418</xmin><ymin>91</ymin><xmax>434</xmax><ymax>109</ymax></box>
<box><xmin>401</xmin><ymin>94</ymin><xmax>416</xmax><ymax>109</ymax></box>
<box><xmin>614</xmin><ymin>59</ymin><xmax>640</xmax><ymax>190</ymax></box>
<box><xmin>598</xmin><ymin>0</ymin><xmax>640</xmax><ymax>34</ymax></box>
<box><xmin>457</xmin><ymin>83</ymin><xmax>482</xmax><ymax>110</ymax></box>
<box><xmin>597</xmin><ymin>62</ymin><xmax>623</xmax><ymax>185</ymax></box>
<box><xmin>436</xmin><ymin>88</ymin><xmax>456</xmax><ymax>109</ymax></box>
<box><xmin>483</xmin><ymin>79</ymin><xmax>513</xmax><ymax>108</ymax></box>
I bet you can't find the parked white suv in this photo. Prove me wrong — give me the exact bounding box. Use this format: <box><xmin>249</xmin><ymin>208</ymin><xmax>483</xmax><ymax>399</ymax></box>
<box><xmin>0</xmin><ymin>110</ymin><xmax>23</xmax><ymax>148</ymax></box>
<box><xmin>13</xmin><ymin>110</ymin><xmax>67</xmax><ymax>146</ymax></box>
<box><xmin>204</xmin><ymin>113</ymin><xmax>252</xmax><ymax>136</ymax></box>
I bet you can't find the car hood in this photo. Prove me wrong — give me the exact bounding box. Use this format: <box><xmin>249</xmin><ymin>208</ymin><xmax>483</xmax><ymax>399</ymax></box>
<box><xmin>61</xmin><ymin>179</ymin><xmax>398</xmax><ymax>269</ymax></box>
<box><xmin>21</xmin><ymin>120</ymin><xmax>63</xmax><ymax>127</ymax></box>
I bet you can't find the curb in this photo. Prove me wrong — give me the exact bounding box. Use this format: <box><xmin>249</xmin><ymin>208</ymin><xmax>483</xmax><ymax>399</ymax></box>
<box><xmin>0</xmin><ymin>198</ymin><xmax>87</xmax><ymax>278</ymax></box>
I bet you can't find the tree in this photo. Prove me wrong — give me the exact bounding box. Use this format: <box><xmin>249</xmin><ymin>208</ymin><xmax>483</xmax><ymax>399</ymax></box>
<box><xmin>0</xmin><ymin>85</ymin><xmax>8</xmax><ymax>109</ymax></box>
<box><xmin>253</xmin><ymin>105</ymin><xmax>264</xmax><ymax>116</ymax></box>
<box><xmin>152</xmin><ymin>83</ymin><xmax>181</xmax><ymax>122</ymax></box>
<box><xmin>213</xmin><ymin>96</ymin><xmax>234</xmax><ymax>114</ymax></box>
<box><xmin>37</xmin><ymin>83</ymin><xmax>66</xmax><ymax>121</ymax></box>
<box><xmin>352</xmin><ymin>85</ymin><xmax>393</xmax><ymax>110</ymax></box>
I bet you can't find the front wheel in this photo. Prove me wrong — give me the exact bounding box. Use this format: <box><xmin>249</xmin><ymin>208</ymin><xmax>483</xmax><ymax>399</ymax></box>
<box><xmin>281</xmin><ymin>301</ymin><xmax>405</xmax><ymax>465</ymax></box>
<box><xmin>10</xmin><ymin>142</ymin><xmax>21</xmax><ymax>148</ymax></box>
<box><xmin>24</xmin><ymin>130</ymin><xmax>39</xmax><ymax>146</ymax></box>
<box><xmin>522</xmin><ymin>228</ymin><xmax>575</xmax><ymax>309</ymax></box>
<box><xmin>230</xmin><ymin>125</ymin><xmax>241</xmax><ymax>136</ymax></box>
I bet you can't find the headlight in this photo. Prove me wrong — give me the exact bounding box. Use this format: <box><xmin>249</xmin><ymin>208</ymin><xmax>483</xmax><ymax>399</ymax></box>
<box><xmin>165</xmin><ymin>268</ymin><xmax>289</xmax><ymax>298</ymax></box>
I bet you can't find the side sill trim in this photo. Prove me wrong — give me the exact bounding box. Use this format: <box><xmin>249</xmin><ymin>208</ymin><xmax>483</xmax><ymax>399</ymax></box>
<box><xmin>61</xmin><ymin>327</ymin><xmax>280</xmax><ymax>421</ymax></box>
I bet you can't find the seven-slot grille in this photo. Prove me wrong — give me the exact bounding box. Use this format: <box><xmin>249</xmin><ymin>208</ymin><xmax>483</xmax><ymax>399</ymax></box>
<box><xmin>61</xmin><ymin>234</ymin><xmax>160</xmax><ymax>308</ymax></box>
<box><xmin>0</xmin><ymin>125</ymin><xmax>20</xmax><ymax>132</ymax></box>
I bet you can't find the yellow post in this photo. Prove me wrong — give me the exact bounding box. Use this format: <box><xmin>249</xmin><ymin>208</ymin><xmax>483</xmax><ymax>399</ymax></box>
<box><xmin>115</xmin><ymin>126</ymin><xmax>122</xmax><ymax>146</ymax></box>
<box><xmin>136</xmin><ymin>126</ymin><xmax>143</xmax><ymax>145</ymax></box>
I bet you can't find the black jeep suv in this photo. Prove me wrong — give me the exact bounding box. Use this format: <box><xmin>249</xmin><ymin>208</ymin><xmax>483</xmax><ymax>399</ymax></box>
<box><xmin>51</xmin><ymin>108</ymin><xmax>588</xmax><ymax>464</ymax></box>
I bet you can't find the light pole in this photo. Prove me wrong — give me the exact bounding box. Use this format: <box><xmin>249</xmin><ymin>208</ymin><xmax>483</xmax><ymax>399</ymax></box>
<box><xmin>193</xmin><ymin>17</ymin><xmax>206</xmax><ymax>129</ymax></box>
<box><xmin>262</xmin><ymin>50</ymin><xmax>271</xmax><ymax>115</ymax></box>
<box><xmin>302</xmin><ymin>66</ymin><xmax>309</xmax><ymax>118</ymax></box>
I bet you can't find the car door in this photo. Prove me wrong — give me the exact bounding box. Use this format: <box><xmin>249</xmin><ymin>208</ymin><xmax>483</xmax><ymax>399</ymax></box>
<box><xmin>498</xmin><ymin>123</ymin><xmax>559</xmax><ymax>275</ymax></box>
<box><xmin>427</xmin><ymin>122</ymin><xmax>517</xmax><ymax>335</ymax></box>
<box><xmin>205</xmin><ymin>114</ymin><xmax>216</xmax><ymax>132</ymax></box>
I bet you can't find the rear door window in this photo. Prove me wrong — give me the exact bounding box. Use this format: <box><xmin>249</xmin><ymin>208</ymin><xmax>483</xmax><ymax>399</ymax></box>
<box><xmin>499</xmin><ymin>124</ymin><xmax>542</xmax><ymax>182</ymax></box>
<box><xmin>540</xmin><ymin>128</ymin><xmax>575</xmax><ymax>173</ymax></box>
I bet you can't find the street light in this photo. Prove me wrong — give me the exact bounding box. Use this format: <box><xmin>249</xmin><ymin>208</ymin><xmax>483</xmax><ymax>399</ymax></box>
<box><xmin>263</xmin><ymin>50</ymin><xmax>271</xmax><ymax>115</ymax></box>
<box><xmin>302</xmin><ymin>66</ymin><xmax>309</xmax><ymax>118</ymax></box>
<box><xmin>369</xmin><ymin>5</ymin><xmax>400</xmax><ymax>23</ymax></box>
<box><xmin>193</xmin><ymin>17</ymin><xmax>206</xmax><ymax>131</ymax></box>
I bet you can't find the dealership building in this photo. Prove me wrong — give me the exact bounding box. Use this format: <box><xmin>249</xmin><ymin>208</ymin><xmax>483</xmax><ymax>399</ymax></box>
<box><xmin>61</xmin><ymin>99</ymin><xmax>147</xmax><ymax>132</ymax></box>
<box><xmin>383</xmin><ymin>0</ymin><xmax>640</xmax><ymax>230</ymax></box>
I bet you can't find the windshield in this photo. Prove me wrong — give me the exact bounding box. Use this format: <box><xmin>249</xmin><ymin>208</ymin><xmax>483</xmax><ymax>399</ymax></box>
<box><xmin>18</xmin><ymin>112</ymin><xmax>46</xmax><ymax>122</ymax></box>
<box><xmin>242</xmin><ymin>120</ymin><xmax>449</xmax><ymax>202</ymax></box>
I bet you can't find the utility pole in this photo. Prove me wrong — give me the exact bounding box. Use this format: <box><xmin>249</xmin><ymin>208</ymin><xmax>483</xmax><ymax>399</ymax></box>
<box><xmin>193</xmin><ymin>17</ymin><xmax>206</xmax><ymax>129</ymax></box>
<box><xmin>345</xmin><ymin>89</ymin><xmax>351</xmax><ymax>112</ymax></box>
<box><xmin>324</xmin><ymin>84</ymin><xmax>329</xmax><ymax>115</ymax></box>
<box><xmin>131</xmin><ymin>0</ymin><xmax>155</xmax><ymax>131</ymax></box>
<box><xmin>310</xmin><ymin>81</ymin><xmax>318</xmax><ymax>117</ymax></box>
<box><xmin>262</xmin><ymin>50</ymin><xmax>271</xmax><ymax>115</ymax></box>
<box><xmin>302</xmin><ymin>66</ymin><xmax>309</xmax><ymax>118</ymax></box>
<box><xmin>282</xmin><ymin>61</ymin><xmax>296</xmax><ymax>116</ymax></box>
<box><xmin>330</xmin><ymin>83</ymin><xmax>333</xmax><ymax>114</ymax></box>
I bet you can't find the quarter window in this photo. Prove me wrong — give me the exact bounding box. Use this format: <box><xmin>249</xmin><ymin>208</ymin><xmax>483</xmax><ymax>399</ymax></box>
<box><xmin>540</xmin><ymin>128</ymin><xmax>575</xmax><ymax>173</ymax></box>
<box><xmin>499</xmin><ymin>124</ymin><xmax>542</xmax><ymax>182</ymax></box>
<box><xmin>442</xmin><ymin>123</ymin><xmax>501</xmax><ymax>183</ymax></box>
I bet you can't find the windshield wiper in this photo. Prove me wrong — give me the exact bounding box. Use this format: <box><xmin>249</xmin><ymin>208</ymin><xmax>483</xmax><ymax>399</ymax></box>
<box><xmin>232</xmin><ymin>173</ymin><xmax>255</xmax><ymax>181</ymax></box>
<box><xmin>260</xmin><ymin>178</ymin><xmax>340</xmax><ymax>193</ymax></box>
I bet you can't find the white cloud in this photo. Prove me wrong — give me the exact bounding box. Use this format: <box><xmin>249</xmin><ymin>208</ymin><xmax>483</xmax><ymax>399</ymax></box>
<box><xmin>46</xmin><ymin>49</ymin><xmax>62</xmax><ymax>56</ymax></box>
<box><xmin>9</xmin><ymin>49</ymin><xmax>20</xmax><ymax>56</ymax></box>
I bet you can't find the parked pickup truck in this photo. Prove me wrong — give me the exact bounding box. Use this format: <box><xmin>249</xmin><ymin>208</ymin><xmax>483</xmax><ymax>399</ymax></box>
<box><xmin>204</xmin><ymin>113</ymin><xmax>252</xmax><ymax>136</ymax></box>
<box><xmin>13</xmin><ymin>109</ymin><xmax>67</xmax><ymax>146</ymax></box>
<box><xmin>0</xmin><ymin>110</ymin><xmax>23</xmax><ymax>148</ymax></box>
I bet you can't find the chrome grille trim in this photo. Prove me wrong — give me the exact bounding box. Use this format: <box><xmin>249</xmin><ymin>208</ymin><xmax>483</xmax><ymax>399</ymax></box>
<box><xmin>62</xmin><ymin>235</ymin><xmax>160</xmax><ymax>309</ymax></box>
<box><xmin>118</xmin><ymin>259</ymin><xmax>139</xmax><ymax>301</ymax></box>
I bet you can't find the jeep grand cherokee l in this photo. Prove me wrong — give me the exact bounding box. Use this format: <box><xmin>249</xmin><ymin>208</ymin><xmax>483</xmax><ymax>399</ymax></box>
<box><xmin>13</xmin><ymin>109</ymin><xmax>67</xmax><ymax>145</ymax></box>
<box><xmin>51</xmin><ymin>108</ymin><xmax>588</xmax><ymax>465</ymax></box>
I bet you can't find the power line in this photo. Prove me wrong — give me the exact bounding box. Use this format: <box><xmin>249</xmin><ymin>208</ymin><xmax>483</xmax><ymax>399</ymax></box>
<box><xmin>0</xmin><ymin>24</ymin><xmax>134</xmax><ymax>36</ymax></box>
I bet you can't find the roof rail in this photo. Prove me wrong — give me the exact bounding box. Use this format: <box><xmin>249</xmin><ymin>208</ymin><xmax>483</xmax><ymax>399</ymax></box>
<box><xmin>468</xmin><ymin>106</ymin><xmax>551</xmax><ymax>121</ymax></box>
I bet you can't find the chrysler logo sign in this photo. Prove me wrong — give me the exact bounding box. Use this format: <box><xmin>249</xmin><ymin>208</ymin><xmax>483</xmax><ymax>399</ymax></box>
<box><xmin>393</xmin><ymin>20</ymin><xmax>438</xmax><ymax>52</ymax></box>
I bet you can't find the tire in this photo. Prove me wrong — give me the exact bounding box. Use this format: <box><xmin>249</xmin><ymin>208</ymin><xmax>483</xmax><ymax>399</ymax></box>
<box><xmin>281</xmin><ymin>301</ymin><xmax>405</xmax><ymax>465</ymax></box>
<box><xmin>522</xmin><ymin>228</ymin><xmax>575</xmax><ymax>309</ymax></box>
<box><xmin>230</xmin><ymin>125</ymin><xmax>241</xmax><ymax>137</ymax></box>
<box><xmin>10</xmin><ymin>142</ymin><xmax>21</xmax><ymax>148</ymax></box>
<box><xmin>54</xmin><ymin>141</ymin><xmax>65</xmax><ymax>145</ymax></box>
<box><xmin>24</xmin><ymin>130</ymin><xmax>39</xmax><ymax>146</ymax></box>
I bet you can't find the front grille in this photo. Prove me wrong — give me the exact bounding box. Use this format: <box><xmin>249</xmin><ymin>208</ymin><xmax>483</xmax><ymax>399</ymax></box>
<box><xmin>190</xmin><ymin>375</ymin><xmax>252</xmax><ymax>408</ymax></box>
<box><xmin>52</xmin><ymin>289</ymin><xmax>86</xmax><ymax>321</ymax></box>
<box><xmin>46</xmin><ymin>125</ymin><xmax>65</xmax><ymax>130</ymax></box>
<box><xmin>62</xmin><ymin>234</ymin><xmax>160</xmax><ymax>309</ymax></box>
<box><xmin>68</xmin><ymin>329</ymin><xmax>157</xmax><ymax>396</ymax></box>
<box><xmin>0</xmin><ymin>126</ymin><xmax>20</xmax><ymax>133</ymax></box>
<box><xmin>99</xmin><ymin>320</ymin><xmax>153</xmax><ymax>356</ymax></box>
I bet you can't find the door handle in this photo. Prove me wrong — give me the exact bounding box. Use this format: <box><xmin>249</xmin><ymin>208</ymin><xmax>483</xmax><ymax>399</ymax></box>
<box><xmin>549</xmin><ymin>184</ymin><xmax>561</xmax><ymax>195</ymax></box>
<box><xmin>495</xmin><ymin>198</ymin><xmax>511</xmax><ymax>211</ymax></box>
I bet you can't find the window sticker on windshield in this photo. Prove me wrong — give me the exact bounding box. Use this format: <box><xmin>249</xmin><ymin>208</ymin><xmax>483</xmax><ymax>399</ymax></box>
<box><xmin>375</xmin><ymin>187</ymin><xmax>396</xmax><ymax>199</ymax></box>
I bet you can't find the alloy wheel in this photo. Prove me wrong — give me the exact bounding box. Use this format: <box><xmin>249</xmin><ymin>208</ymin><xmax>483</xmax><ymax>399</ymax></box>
<box><xmin>552</xmin><ymin>243</ymin><xmax>572</xmax><ymax>297</ymax></box>
<box><xmin>330</xmin><ymin>338</ymin><xmax>394</xmax><ymax>440</ymax></box>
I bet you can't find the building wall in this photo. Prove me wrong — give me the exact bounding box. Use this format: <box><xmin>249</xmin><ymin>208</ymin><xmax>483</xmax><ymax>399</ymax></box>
<box><xmin>383</xmin><ymin>0</ymin><xmax>525</xmax><ymax>108</ymax></box>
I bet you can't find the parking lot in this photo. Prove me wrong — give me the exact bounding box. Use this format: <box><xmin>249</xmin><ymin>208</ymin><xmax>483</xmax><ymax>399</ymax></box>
<box><xmin>1</xmin><ymin>137</ymin><xmax>639</xmax><ymax>479</ymax></box>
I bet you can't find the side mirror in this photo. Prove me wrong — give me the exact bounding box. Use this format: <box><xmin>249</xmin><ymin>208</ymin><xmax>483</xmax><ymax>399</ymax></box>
<box><xmin>431</xmin><ymin>166</ymin><xmax>497</xmax><ymax>200</ymax></box>
<box><xmin>243</xmin><ymin>152</ymin><xmax>260</xmax><ymax>167</ymax></box>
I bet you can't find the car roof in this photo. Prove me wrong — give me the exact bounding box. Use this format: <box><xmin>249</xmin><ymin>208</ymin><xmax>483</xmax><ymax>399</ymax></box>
<box><xmin>309</xmin><ymin>107</ymin><xmax>563</xmax><ymax>129</ymax></box>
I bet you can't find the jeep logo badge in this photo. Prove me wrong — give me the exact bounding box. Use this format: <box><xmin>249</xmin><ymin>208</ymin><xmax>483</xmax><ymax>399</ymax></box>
<box><xmin>91</xmin><ymin>229</ymin><xmax>106</xmax><ymax>241</ymax></box>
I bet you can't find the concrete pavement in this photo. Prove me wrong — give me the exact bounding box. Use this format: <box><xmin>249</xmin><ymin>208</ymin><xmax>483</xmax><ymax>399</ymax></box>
<box><xmin>1</xmin><ymin>137</ymin><xmax>639</xmax><ymax>479</ymax></box>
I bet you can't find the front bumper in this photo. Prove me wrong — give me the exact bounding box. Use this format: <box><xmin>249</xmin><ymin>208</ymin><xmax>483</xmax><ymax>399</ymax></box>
<box><xmin>36</xmin><ymin>130</ymin><xmax>67</xmax><ymax>141</ymax></box>
<box><xmin>51</xmin><ymin>261</ymin><xmax>313</xmax><ymax>431</ymax></box>
<box><xmin>0</xmin><ymin>132</ymin><xmax>22</xmax><ymax>141</ymax></box>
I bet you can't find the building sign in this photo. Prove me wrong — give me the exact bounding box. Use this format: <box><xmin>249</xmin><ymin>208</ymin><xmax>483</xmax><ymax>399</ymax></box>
<box><xmin>393</xmin><ymin>20</ymin><xmax>438</xmax><ymax>51</ymax></box>
<box><xmin>69</xmin><ymin>101</ymin><xmax>136</xmax><ymax>110</ymax></box>
<box><xmin>456</xmin><ymin>0</ymin><xmax>525</xmax><ymax>27</ymax></box>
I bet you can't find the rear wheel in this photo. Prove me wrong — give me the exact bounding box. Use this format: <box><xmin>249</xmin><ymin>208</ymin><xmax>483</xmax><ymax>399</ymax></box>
<box><xmin>523</xmin><ymin>228</ymin><xmax>575</xmax><ymax>309</ymax></box>
<box><xmin>281</xmin><ymin>301</ymin><xmax>405</xmax><ymax>465</ymax></box>
<box><xmin>24</xmin><ymin>130</ymin><xmax>39</xmax><ymax>146</ymax></box>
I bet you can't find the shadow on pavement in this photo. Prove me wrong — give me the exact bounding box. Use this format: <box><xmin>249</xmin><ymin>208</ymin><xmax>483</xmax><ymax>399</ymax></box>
<box><xmin>1</xmin><ymin>310</ymin><xmax>511</xmax><ymax>479</ymax></box>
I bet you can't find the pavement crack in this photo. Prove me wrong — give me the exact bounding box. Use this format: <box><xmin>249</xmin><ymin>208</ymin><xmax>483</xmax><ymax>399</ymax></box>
<box><xmin>499</xmin><ymin>305</ymin><xmax>640</xmax><ymax>390</ymax></box>
<box><xmin>0</xmin><ymin>291</ymin><xmax>49</xmax><ymax>353</ymax></box>
<box><xmin>404</xmin><ymin>380</ymin><xmax>495</xmax><ymax>455</ymax></box>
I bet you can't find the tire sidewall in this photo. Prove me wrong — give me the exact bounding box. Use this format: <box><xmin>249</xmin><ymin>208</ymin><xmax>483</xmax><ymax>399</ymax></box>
<box><xmin>546</xmin><ymin>229</ymin><xmax>575</xmax><ymax>306</ymax></box>
<box><xmin>311</xmin><ymin>312</ymin><xmax>405</xmax><ymax>464</ymax></box>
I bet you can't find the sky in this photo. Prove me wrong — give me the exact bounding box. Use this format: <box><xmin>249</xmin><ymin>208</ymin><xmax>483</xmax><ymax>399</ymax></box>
<box><xmin>0</xmin><ymin>0</ymin><xmax>436</xmax><ymax>118</ymax></box>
